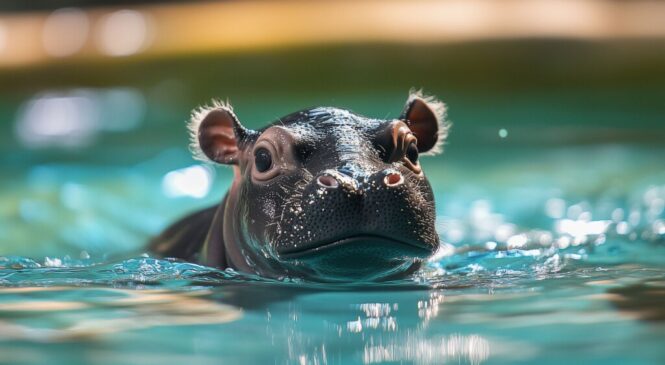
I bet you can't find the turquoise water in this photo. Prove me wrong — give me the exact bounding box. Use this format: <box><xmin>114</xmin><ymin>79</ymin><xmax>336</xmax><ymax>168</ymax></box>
<box><xmin>1</xmin><ymin>143</ymin><xmax>664</xmax><ymax>364</ymax></box>
<box><xmin>1</xmin><ymin>43</ymin><xmax>665</xmax><ymax>363</ymax></box>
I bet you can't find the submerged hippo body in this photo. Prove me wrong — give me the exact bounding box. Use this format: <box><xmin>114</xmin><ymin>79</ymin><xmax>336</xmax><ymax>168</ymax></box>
<box><xmin>150</xmin><ymin>90</ymin><xmax>450</xmax><ymax>281</ymax></box>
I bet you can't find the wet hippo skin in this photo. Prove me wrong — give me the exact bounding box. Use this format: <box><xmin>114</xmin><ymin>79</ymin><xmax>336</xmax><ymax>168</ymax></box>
<box><xmin>149</xmin><ymin>90</ymin><xmax>450</xmax><ymax>281</ymax></box>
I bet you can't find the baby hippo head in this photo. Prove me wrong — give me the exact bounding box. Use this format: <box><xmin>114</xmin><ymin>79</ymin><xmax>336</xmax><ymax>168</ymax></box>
<box><xmin>190</xmin><ymin>91</ymin><xmax>449</xmax><ymax>281</ymax></box>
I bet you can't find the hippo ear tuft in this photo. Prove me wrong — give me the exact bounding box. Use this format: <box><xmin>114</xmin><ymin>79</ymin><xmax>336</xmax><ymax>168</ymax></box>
<box><xmin>188</xmin><ymin>100</ymin><xmax>253</xmax><ymax>164</ymax></box>
<box><xmin>400</xmin><ymin>89</ymin><xmax>450</xmax><ymax>155</ymax></box>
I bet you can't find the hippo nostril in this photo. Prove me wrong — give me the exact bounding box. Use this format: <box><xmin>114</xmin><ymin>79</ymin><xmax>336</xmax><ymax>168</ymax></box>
<box><xmin>317</xmin><ymin>175</ymin><xmax>339</xmax><ymax>188</ymax></box>
<box><xmin>384</xmin><ymin>172</ymin><xmax>404</xmax><ymax>187</ymax></box>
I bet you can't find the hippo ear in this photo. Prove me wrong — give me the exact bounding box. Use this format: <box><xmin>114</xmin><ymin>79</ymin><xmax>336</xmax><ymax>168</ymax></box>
<box><xmin>188</xmin><ymin>100</ymin><xmax>254</xmax><ymax>164</ymax></box>
<box><xmin>400</xmin><ymin>89</ymin><xmax>450</xmax><ymax>155</ymax></box>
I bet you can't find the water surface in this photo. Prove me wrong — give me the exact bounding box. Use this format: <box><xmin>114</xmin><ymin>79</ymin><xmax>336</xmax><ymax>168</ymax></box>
<box><xmin>1</xmin><ymin>142</ymin><xmax>664</xmax><ymax>365</ymax></box>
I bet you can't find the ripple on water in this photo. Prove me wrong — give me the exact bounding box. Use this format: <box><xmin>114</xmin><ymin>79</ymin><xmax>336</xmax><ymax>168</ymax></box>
<box><xmin>0</xmin><ymin>151</ymin><xmax>664</xmax><ymax>364</ymax></box>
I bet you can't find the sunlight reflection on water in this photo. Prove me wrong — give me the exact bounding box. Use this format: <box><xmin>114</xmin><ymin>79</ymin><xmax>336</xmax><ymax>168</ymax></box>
<box><xmin>15</xmin><ymin>88</ymin><xmax>146</xmax><ymax>148</ymax></box>
<box><xmin>0</xmin><ymin>141</ymin><xmax>664</xmax><ymax>364</ymax></box>
<box><xmin>363</xmin><ymin>333</ymin><xmax>490</xmax><ymax>365</ymax></box>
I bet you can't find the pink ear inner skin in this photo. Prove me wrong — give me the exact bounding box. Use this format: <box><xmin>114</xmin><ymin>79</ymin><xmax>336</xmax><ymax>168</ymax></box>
<box><xmin>405</xmin><ymin>99</ymin><xmax>438</xmax><ymax>153</ymax></box>
<box><xmin>198</xmin><ymin>109</ymin><xmax>239</xmax><ymax>164</ymax></box>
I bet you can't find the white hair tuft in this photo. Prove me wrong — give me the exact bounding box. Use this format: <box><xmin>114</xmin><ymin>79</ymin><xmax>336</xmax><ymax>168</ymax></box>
<box><xmin>187</xmin><ymin>99</ymin><xmax>236</xmax><ymax>162</ymax></box>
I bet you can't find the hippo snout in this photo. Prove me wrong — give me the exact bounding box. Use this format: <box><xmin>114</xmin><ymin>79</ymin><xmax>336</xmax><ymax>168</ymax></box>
<box><xmin>273</xmin><ymin>168</ymin><xmax>439</xmax><ymax>259</ymax></box>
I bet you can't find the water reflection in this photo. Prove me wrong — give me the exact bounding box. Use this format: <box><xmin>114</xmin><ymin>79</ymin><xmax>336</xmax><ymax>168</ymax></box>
<box><xmin>228</xmin><ymin>286</ymin><xmax>495</xmax><ymax>364</ymax></box>
<box><xmin>162</xmin><ymin>165</ymin><xmax>214</xmax><ymax>199</ymax></box>
<box><xmin>435</xmin><ymin>183</ymin><xmax>665</xmax><ymax>274</ymax></box>
<box><xmin>363</xmin><ymin>333</ymin><xmax>490</xmax><ymax>365</ymax></box>
<box><xmin>15</xmin><ymin>92</ymin><xmax>97</xmax><ymax>148</ymax></box>
<box><xmin>0</xmin><ymin>246</ymin><xmax>663</xmax><ymax>364</ymax></box>
<box><xmin>0</xmin><ymin>134</ymin><xmax>663</xmax><ymax>363</ymax></box>
<box><xmin>15</xmin><ymin>88</ymin><xmax>146</xmax><ymax>148</ymax></box>
<box><xmin>608</xmin><ymin>280</ymin><xmax>665</xmax><ymax>322</ymax></box>
<box><xmin>0</xmin><ymin>287</ymin><xmax>241</xmax><ymax>342</ymax></box>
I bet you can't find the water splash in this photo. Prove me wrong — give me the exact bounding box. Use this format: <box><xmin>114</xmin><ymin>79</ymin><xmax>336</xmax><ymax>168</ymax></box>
<box><xmin>0</xmin><ymin>256</ymin><xmax>255</xmax><ymax>288</ymax></box>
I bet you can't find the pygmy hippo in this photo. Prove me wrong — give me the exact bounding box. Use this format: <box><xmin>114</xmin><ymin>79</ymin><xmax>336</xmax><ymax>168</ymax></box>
<box><xmin>150</xmin><ymin>90</ymin><xmax>449</xmax><ymax>281</ymax></box>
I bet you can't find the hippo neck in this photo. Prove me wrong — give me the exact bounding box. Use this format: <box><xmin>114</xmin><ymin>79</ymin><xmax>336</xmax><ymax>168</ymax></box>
<box><xmin>200</xmin><ymin>195</ymin><xmax>227</xmax><ymax>268</ymax></box>
<box><xmin>202</xmin><ymin>183</ymin><xmax>281</xmax><ymax>277</ymax></box>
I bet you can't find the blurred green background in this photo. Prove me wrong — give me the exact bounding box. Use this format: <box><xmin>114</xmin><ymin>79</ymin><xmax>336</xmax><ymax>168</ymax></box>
<box><xmin>3</xmin><ymin>40</ymin><xmax>665</xmax><ymax>159</ymax></box>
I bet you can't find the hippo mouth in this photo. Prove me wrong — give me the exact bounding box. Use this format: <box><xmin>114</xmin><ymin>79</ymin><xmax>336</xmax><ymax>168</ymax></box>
<box><xmin>278</xmin><ymin>234</ymin><xmax>433</xmax><ymax>259</ymax></box>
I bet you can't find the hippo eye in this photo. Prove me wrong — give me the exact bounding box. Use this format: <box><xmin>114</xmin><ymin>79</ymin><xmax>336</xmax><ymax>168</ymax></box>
<box><xmin>254</xmin><ymin>148</ymin><xmax>273</xmax><ymax>173</ymax></box>
<box><xmin>406</xmin><ymin>141</ymin><xmax>419</xmax><ymax>164</ymax></box>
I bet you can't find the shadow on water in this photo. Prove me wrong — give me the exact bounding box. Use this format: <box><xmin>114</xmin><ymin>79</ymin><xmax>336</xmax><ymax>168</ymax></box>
<box><xmin>608</xmin><ymin>280</ymin><xmax>665</xmax><ymax>322</ymax></box>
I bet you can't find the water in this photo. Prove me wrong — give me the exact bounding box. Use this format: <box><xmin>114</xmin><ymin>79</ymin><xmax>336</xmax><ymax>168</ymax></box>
<box><xmin>1</xmin><ymin>142</ymin><xmax>664</xmax><ymax>364</ymax></box>
<box><xmin>1</xmin><ymin>43</ymin><xmax>665</xmax><ymax>363</ymax></box>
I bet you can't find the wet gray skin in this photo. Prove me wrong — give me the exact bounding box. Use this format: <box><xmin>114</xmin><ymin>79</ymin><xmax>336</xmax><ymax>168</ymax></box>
<box><xmin>150</xmin><ymin>90</ymin><xmax>450</xmax><ymax>281</ymax></box>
